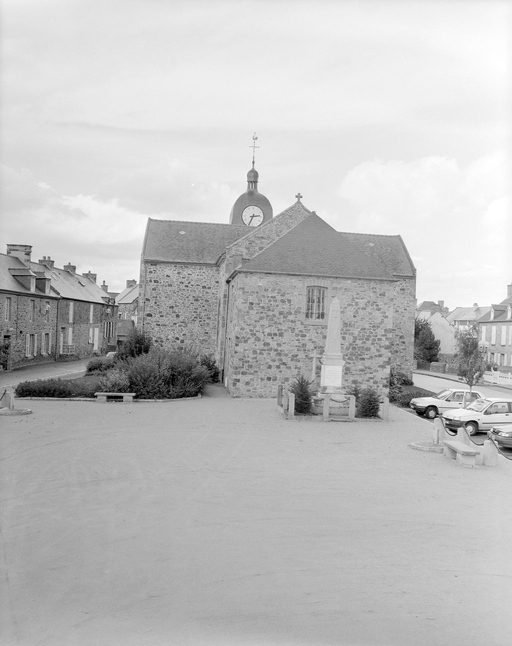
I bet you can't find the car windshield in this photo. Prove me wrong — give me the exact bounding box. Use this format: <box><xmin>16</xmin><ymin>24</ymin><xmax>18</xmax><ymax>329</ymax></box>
<box><xmin>466</xmin><ymin>399</ymin><xmax>491</xmax><ymax>412</ymax></box>
<box><xmin>435</xmin><ymin>390</ymin><xmax>451</xmax><ymax>400</ymax></box>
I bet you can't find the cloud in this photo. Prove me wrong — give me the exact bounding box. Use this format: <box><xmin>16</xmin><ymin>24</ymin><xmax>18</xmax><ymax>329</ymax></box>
<box><xmin>336</xmin><ymin>152</ymin><xmax>512</xmax><ymax>306</ymax></box>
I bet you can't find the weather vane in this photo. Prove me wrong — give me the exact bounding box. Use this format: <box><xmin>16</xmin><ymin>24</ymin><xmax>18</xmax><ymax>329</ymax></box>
<box><xmin>250</xmin><ymin>132</ymin><xmax>259</xmax><ymax>166</ymax></box>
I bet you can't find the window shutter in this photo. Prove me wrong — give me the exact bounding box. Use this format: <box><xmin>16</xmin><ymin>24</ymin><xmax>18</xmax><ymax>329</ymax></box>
<box><xmin>34</xmin><ymin>334</ymin><xmax>38</xmax><ymax>356</ymax></box>
<box><xmin>25</xmin><ymin>334</ymin><xmax>30</xmax><ymax>357</ymax></box>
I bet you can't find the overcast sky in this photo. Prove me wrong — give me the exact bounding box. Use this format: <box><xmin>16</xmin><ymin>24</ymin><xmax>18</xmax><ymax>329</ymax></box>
<box><xmin>1</xmin><ymin>0</ymin><xmax>511</xmax><ymax>309</ymax></box>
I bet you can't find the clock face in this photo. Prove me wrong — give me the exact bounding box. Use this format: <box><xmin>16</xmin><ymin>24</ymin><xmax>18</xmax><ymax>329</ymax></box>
<box><xmin>242</xmin><ymin>205</ymin><xmax>264</xmax><ymax>226</ymax></box>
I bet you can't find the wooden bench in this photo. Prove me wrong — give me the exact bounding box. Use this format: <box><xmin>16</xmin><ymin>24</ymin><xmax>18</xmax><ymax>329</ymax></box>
<box><xmin>95</xmin><ymin>392</ymin><xmax>135</xmax><ymax>403</ymax></box>
<box><xmin>443</xmin><ymin>440</ymin><xmax>479</xmax><ymax>467</ymax></box>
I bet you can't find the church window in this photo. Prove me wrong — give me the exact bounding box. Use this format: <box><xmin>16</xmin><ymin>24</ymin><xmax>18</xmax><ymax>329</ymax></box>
<box><xmin>306</xmin><ymin>287</ymin><xmax>326</xmax><ymax>320</ymax></box>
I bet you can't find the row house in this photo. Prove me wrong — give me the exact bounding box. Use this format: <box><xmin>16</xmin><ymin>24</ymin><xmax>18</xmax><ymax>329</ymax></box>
<box><xmin>0</xmin><ymin>244</ymin><xmax>117</xmax><ymax>370</ymax></box>
<box><xmin>478</xmin><ymin>284</ymin><xmax>512</xmax><ymax>369</ymax></box>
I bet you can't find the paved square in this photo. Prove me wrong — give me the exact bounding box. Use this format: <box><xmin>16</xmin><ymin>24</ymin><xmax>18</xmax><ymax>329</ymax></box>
<box><xmin>1</xmin><ymin>397</ymin><xmax>511</xmax><ymax>645</ymax></box>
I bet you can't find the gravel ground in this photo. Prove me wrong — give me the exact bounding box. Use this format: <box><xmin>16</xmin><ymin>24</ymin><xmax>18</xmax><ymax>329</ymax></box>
<box><xmin>1</xmin><ymin>396</ymin><xmax>511</xmax><ymax>646</ymax></box>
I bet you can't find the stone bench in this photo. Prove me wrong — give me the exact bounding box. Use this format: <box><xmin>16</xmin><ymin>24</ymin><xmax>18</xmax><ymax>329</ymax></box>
<box><xmin>443</xmin><ymin>439</ymin><xmax>480</xmax><ymax>467</ymax></box>
<box><xmin>95</xmin><ymin>392</ymin><xmax>135</xmax><ymax>403</ymax></box>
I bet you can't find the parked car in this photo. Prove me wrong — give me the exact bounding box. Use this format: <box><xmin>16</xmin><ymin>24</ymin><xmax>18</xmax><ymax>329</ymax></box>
<box><xmin>442</xmin><ymin>398</ymin><xmax>512</xmax><ymax>435</ymax></box>
<box><xmin>488</xmin><ymin>424</ymin><xmax>512</xmax><ymax>449</ymax></box>
<box><xmin>409</xmin><ymin>388</ymin><xmax>482</xmax><ymax>419</ymax></box>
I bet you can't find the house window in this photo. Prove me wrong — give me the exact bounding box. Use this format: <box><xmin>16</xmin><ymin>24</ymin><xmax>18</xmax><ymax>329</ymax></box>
<box><xmin>5</xmin><ymin>297</ymin><xmax>12</xmax><ymax>322</ymax></box>
<box><xmin>25</xmin><ymin>333</ymin><xmax>37</xmax><ymax>357</ymax></box>
<box><xmin>44</xmin><ymin>300</ymin><xmax>50</xmax><ymax>323</ymax></box>
<box><xmin>89</xmin><ymin>303</ymin><xmax>94</xmax><ymax>323</ymax></box>
<box><xmin>69</xmin><ymin>301</ymin><xmax>74</xmax><ymax>323</ymax></box>
<box><xmin>29</xmin><ymin>299</ymin><xmax>36</xmax><ymax>322</ymax></box>
<box><xmin>41</xmin><ymin>332</ymin><xmax>51</xmax><ymax>355</ymax></box>
<box><xmin>305</xmin><ymin>286</ymin><xmax>326</xmax><ymax>321</ymax></box>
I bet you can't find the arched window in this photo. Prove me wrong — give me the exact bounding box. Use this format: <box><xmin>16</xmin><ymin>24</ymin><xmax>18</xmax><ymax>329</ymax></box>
<box><xmin>306</xmin><ymin>286</ymin><xmax>326</xmax><ymax>320</ymax></box>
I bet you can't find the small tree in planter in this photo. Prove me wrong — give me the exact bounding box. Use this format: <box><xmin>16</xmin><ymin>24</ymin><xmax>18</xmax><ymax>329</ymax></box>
<box><xmin>290</xmin><ymin>375</ymin><xmax>313</xmax><ymax>414</ymax></box>
<box><xmin>356</xmin><ymin>387</ymin><xmax>381</xmax><ymax>418</ymax></box>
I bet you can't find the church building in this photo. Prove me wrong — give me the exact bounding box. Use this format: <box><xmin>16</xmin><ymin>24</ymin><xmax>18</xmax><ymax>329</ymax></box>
<box><xmin>139</xmin><ymin>146</ymin><xmax>416</xmax><ymax>398</ymax></box>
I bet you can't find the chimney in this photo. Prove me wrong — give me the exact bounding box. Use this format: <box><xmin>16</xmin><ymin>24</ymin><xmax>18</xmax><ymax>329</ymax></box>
<box><xmin>473</xmin><ymin>303</ymin><xmax>478</xmax><ymax>308</ymax></box>
<box><xmin>6</xmin><ymin>244</ymin><xmax>32</xmax><ymax>264</ymax></box>
<box><xmin>437</xmin><ymin>300</ymin><xmax>444</xmax><ymax>309</ymax></box>
<box><xmin>64</xmin><ymin>263</ymin><xmax>76</xmax><ymax>273</ymax></box>
<box><xmin>101</xmin><ymin>280</ymin><xmax>109</xmax><ymax>292</ymax></box>
<box><xmin>38</xmin><ymin>256</ymin><xmax>55</xmax><ymax>268</ymax></box>
<box><xmin>83</xmin><ymin>271</ymin><xmax>97</xmax><ymax>283</ymax></box>
<box><xmin>126</xmin><ymin>279</ymin><xmax>137</xmax><ymax>288</ymax></box>
<box><xmin>508</xmin><ymin>283</ymin><xmax>512</xmax><ymax>299</ymax></box>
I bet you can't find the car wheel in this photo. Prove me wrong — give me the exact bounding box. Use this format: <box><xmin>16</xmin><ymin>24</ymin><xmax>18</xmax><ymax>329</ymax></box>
<box><xmin>464</xmin><ymin>421</ymin><xmax>479</xmax><ymax>436</ymax></box>
<box><xmin>424</xmin><ymin>406</ymin><xmax>437</xmax><ymax>419</ymax></box>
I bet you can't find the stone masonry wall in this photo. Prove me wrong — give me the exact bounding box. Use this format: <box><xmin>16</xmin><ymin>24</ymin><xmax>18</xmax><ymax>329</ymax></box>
<box><xmin>141</xmin><ymin>262</ymin><xmax>219</xmax><ymax>354</ymax></box>
<box><xmin>1</xmin><ymin>293</ymin><xmax>58</xmax><ymax>369</ymax></box>
<box><xmin>224</xmin><ymin>272</ymin><xmax>396</xmax><ymax>398</ymax></box>
<box><xmin>217</xmin><ymin>201</ymin><xmax>312</xmax><ymax>372</ymax></box>
<box><xmin>390</xmin><ymin>278</ymin><xmax>416</xmax><ymax>376</ymax></box>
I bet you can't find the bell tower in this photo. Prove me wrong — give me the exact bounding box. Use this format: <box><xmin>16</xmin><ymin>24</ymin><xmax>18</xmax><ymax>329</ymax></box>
<box><xmin>229</xmin><ymin>133</ymin><xmax>273</xmax><ymax>227</ymax></box>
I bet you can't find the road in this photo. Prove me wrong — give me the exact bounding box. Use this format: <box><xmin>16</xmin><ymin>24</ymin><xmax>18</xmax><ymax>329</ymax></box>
<box><xmin>0</xmin><ymin>358</ymin><xmax>89</xmax><ymax>391</ymax></box>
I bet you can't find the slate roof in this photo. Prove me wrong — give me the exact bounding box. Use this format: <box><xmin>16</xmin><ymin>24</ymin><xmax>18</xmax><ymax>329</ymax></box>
<box><xmin>447</xmin><ymin>306</ymin><xmax>491</xmax><ymax>324</ymax></box>
<box><xmin>233</xmin><ymin>213</ymin><xmax>415</xmax><ymax>281</ymax></box>
<box><xmin>116</xmin><ymin>284</ymin><xmax>139</xmax><ymax>305</ymax></box>
<box><xmin>142</xmin><ymin>219</ymin><xmax>248</xmax><ymax>264</ymax></box>
<box><xmin>28</xmin><ymin>262</ymin><xmax>110</xmax><ymax>303</ymax></box>
<box><xmin>477</xmin><ymin>304</ymin><xmax>511</xmax><ymax>323</ymax></box>
<box><xmin>0</xmin><ymin>254</ymin><xmax>52</xmax><ymax>296</ymax></box>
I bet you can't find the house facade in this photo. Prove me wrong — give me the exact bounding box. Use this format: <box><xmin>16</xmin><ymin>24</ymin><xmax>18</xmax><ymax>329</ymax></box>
<box><xmin>1</xmin><ymin>245</ymin><xmax>117</xmax><ymax>370</ymax></box>
<box><xmin>139</xmin><ymin>163</ymin><xmax>416</xmax><ymax>398</ymax></box>
<box><xmin>478</xmin><ymin>284</ymin><xmax>512</xmax><ymax>369</ymax></box>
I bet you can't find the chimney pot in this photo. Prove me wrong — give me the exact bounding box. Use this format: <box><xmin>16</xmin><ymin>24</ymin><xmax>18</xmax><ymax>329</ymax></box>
<box><xmin>64</xmin><ymin>263</ymin><xmax>76</xmax><ymax>273</ymax></box>
<box><xmin>101</xmin><ymin>281</ymin><xmax>109</xmax><ymax>292</ymax></box>
<box><xmin>38</xmin><ymin>256</ymin><xmax>55</xmax><ymax>268</ymax></box>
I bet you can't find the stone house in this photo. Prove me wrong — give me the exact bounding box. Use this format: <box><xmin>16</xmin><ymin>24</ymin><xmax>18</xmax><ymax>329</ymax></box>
<box><xmin>446</xmin><ymin>304</ymin><xmax>491</xmax><ymax>330</ymax></box>
<box><xmin>0</xmin><ymin>245</ymin><xmax>117</xmax><ymax>370</ymax></box>
<box><xmin>115</xmin><ymin>280</ymin><xmax>139</xmax><ymax>322</ymax></box>
<box><xmin>139</xmin><ymin>163</ymin><xmax>416</xmax><ymax>398</ymax></box>
<box><xmin>477</xmin><ymin>283</ymin><xmax>512</xmax><ymax>369</ymax></box>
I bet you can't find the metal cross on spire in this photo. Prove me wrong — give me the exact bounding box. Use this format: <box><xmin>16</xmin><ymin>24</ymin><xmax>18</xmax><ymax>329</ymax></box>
<box><xmin>250</xmin><ymin>132</ymin><xmax>259</xmax><ymax>166</ymax></box>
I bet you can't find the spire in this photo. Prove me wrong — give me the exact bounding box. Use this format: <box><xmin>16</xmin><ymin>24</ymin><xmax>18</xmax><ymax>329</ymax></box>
<box><xmin>247</xmin><ymin>132</ymin><xmax>260</xmax><ymax>190</ymax></box>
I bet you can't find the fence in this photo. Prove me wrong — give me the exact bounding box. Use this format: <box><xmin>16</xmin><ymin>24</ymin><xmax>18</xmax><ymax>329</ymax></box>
<box><xmin>482</xmin><ymin>370</ymin><xmax>512</xmax><ymax>386</ymax></box>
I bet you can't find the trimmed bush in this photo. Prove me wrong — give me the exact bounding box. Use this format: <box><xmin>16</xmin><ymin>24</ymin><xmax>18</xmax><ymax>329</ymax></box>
<box><xmin>98</xmin><ymin>369</ymin><xmax>130</xmax><ymax>393</ymax></box>
<box><xmin>86</xmin><ymin>357</ymin><xmax>115</xmax><ymax>374</ymax></box>
<box><xmin>389</xmin><ymin>368</ymin><xmax>413</xmax><ymax>387</ymax></box>
<box><xmin>15</xmin><ymin>378</ymin><xmax>97</xmax><ymax>398</ymax></box>
<box><xmin>388</xmin><ymin>384</ymin><xmax>403</xmax><ymax>403</ymax></box>
<box><xmin>124</xmin><ymin>347</ymin><xmax>210</xmax><ymax>399</ymax></box>
<box><xmin>396</xmin><ymin>388</ymin><xmax>433</xmax><ymax>408</ymax></box>
<box><xmin>356</xmin><ymin>387</ymin><xmax>381</xmax><ymax>418</ymax></box>
<box><xmin>200</xmin><ymin>354</ymin><xmax>220</xmax><ymax>383</ymax></box>
<box><xmin>116</xmin><ymin>328</ymin><xmax>153</xmax><ymax>361</ymax></box>
<box><xmin>290</xmin><ymin>375</ymin><xmax>313</xmax><ymax>414</ymax></box>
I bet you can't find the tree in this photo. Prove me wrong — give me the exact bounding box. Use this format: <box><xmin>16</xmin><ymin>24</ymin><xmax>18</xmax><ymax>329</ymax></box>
<box><xmin>454</xmin><ymin>326</ymin><xmax>486</xmax><ymax>392</ymax></box>
<box><xmin>414</xmin><ymin>318</ymin><xmax>440</xmax><ymax>363</ymax></box>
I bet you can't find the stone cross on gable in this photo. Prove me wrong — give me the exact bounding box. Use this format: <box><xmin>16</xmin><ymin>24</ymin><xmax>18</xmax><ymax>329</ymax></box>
<box><xmin>295</xmin><ymin>193</ymin><xmax>303</xmax><ymax>201</ymax></box>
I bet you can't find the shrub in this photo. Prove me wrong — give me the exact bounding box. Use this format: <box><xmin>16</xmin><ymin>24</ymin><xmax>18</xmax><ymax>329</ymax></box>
<box><xmin>396</xmin><ymin>388</ymin><xmax>432</xmax><ymax>408</ymax></box>
<box><xmin>200</xmin><ymin>354</ymin><xmax>220</xmax><ymax>383</ymax></box>
<box><xmin>86</xmin><ymin>357</ymin><xmax>115</xmax><ymax>374</ymax></box>
<box><xmin>124</xmin><ymin>347</ymin><xmax>210</xmax><ymax>399</ymax></box>
<box><xmin>346</xmin><ymin>381</ymin><xmax>362</xmax><ymax>403</ymax></box>
<box><xmin>116</xmin><ymin>328</ymin><xmax>153</xmax><ymax>361</ymax></box>
<box><xmin>356</xmin><ymin>387</ymin><xmax>381</xmax><ymax>418</ymax></box>
<box><xmin>290</xmin><ymin>375</ymin><xmax>313</xmax><ymax>414</ymax></box>
<box><xmin>15</xmin><ymin>378</ymin><xmax>96</xmax><ymax>398</ymax></box>
<box><xmin>389</xmin><ymin>368</ymin><xmax>413</xmax><ymax>387</ymax></box>
<box><xmin>388</xmin><ymin>384</ymin><xmax>403</xmax><ymax>403</ymax></box>
<box><xmin>98</xmin><ymin>369</ymin><xmax>130</xmax><ymax>393</ymax></box>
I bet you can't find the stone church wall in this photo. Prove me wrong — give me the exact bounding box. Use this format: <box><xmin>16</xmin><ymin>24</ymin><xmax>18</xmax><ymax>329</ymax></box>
<box><xmin>390</xmin><ymin>278</ymin><xmax>416</xmax><ymax>376</ymax></box>
<box><xmin>140</xmin><ymin>262</ymin><xmax>220</xmax><ymax>353</ymax></box>
<box><xmin>224</xmin><ymin>272</ymin><xmax>398</xmax><ymax>398</ymax></box>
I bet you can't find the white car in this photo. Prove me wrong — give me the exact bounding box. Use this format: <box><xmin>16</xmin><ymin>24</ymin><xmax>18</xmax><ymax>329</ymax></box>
<box><xmin>409</xmin><ymin>388</ymin><xmax>482</xmax><ymax>419</ymax></box>
<box><xmin>442</xmin><ymin>397</ymin><xmax>512</xmax><ymax>435</ymax></box>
